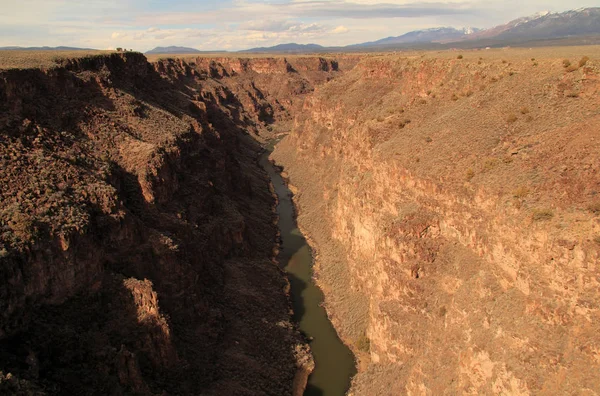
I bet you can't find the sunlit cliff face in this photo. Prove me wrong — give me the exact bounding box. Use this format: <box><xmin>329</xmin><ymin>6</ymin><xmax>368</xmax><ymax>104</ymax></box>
<box><xmin>273</xmin><ymin>50</ymin><xmax>600</xmax><ymax>395</ymax></box>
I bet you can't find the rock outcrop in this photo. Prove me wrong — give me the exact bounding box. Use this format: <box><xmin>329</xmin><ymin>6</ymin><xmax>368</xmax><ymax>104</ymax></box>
<box><xmin>273</xmin><ymin>53</ymin><xmax>600</xmax><ymax>394</ymax></box>
<box><xmin>0</xmin><ymin>52</ymin><xmax>341</xmax><ymax>395</ymax></box>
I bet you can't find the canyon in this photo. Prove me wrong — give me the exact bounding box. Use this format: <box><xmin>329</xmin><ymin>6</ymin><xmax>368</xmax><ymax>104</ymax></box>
<box><xmin>1</xmin><ymin>46</ymin><xmax>600</xmax><ymax>395</ymax></box>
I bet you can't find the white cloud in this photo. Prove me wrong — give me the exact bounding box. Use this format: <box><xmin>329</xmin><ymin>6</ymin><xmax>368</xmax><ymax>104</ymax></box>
<box><xmin>332</xmin><ymin>25</ymin><xmax>349</xmax><ymax>34</ymax></box>
<box><xmin>1</xmin><ymin>0</ymin><xmax>599</xmax><ymax>51</ymax></box>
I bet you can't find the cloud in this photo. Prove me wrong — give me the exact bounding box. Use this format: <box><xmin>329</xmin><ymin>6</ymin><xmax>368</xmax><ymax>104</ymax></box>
<box><xmin>284</xmin><ymin>1</ymin><xmax>478</xmax><ymax>19</ymax></box>
<box><xmin>332</xmin><ymin>25</ymin><xmax>349</xmax><ymax>34</ymax></box>
<box><xmin>2</xmin><ymin>0</ymin><xmax>600</xmax><ymax>51</ymax></box>
<box><xmin>238</xmin><ymin>20</ymin><xmax>296</xmax><ymax>32</ymax></box>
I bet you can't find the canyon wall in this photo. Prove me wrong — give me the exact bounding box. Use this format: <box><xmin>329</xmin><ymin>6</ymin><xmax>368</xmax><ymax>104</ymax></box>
<box><xmin>273</xmin><ymin>52</ymin><xmax>600</xmax><ymax>394</ymax></box>
<box><xmin>0</xmin><ymin>53</ymin><xmax>340</xmax><ymax>395</ymax></box>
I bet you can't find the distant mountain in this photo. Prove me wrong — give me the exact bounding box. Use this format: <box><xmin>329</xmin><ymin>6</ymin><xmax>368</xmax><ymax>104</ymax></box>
<box><xmin>145</xmin><ymin>46</ymin><xmax>204</xmax><ymax>54</ymax></box>
<box><xmin>0</xmin><ymin>46</ymin><xmax>94</xmax><ymax>51</ymax></box>
<box><xmin>240</xmin><ymin>43</ymin><xmax>325</xmax><ymax>53</ymax></box>
<box><xmin>468</xmin><ymin>8</ymin><xmax>600</xmax><ymax>41</ymax></box>
<box><xmin>353</xmin><ymin>27</ymin><xmax>481</xmax><ymax>48</ymax></box>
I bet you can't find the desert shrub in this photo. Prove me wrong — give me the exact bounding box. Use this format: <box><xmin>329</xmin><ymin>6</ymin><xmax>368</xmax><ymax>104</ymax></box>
<box><xmin>425</xmin><ymin>136</ymin><xmax>433</xmax><ymax>143</ymax></box>
<box><xmin>418</xmin><ymin>99</ymin><xmax>427</xmax><ymax>105</ymax></box>
<box><xmin>566</xmin><ymin>91</ymin><xmax>579</xmax><ymax>98</ymax></box>
<box><xmin>533</xmin><ymin>62</ymin><xmax>538</xmax><ymax>67</ymax></box>
<box><xmin>520</xmin><ymin>106</ymin><xmax>530</xmax><ymax>114</ymax></box>
<box><xmin>464</xmin><ymin>89</ymin><xmax>474</xmax><ymax>97</ymax></box>
<box><xmin>562</xmin><ymin>59</ymin><xmax>571</xmax><ymax>68</ymax></box>
<box><xmin>457</xmin><ymin>54</ymin><xmax>463</xmax><ymax>59</ymax></box>
<box><xmin>483</xmin><ymin>158</ymin><xmax>499</xmax><ymax>171</ymax></box>
<box><xmin>513</xmin><ymin>186</ymin><xmax>529</xmax><ymax>199</ymax></box>
<box><xmin>356</xmin><ymin>332</ymin><xmax>370</xmax><ymax>352</ymax></box>
<box><xmin>451</xmin><ymin>93</ymin><xmax>459</xmax><ymax>101</ymax></box>
<box><xmin>531</xmin><ymin>58</ymin><xmax>536</xmax><ymax>61</ymax></box>
<box><xmin>594</xmin><ymin>236</ymin><xmax>600</xmax><ymax>245</ymax></box>
<box><xmin>490</xmin><ymin>76</ymin><xmax>498</xmax><ymax>83</ymax></box>
<box><xmin>507</xmin><ymin>114</ymin><xmax>518</xmax><ymax>123</ymax></box>
<box><xmin>588</xmin><ymin>201</ymin><xmax>600</xmax><ymax>214</ymax></box>
<box><xmin>377</xmin><ymin>116</ymin><xmax>385</xmax><ymax>122</ymax></box>
<box><xmin>478</xmin><ymin>60</ymin><xmax>482</xmax><ymax>65</ymax></box>
<box><xmin>466</xmin><ymin>168</ymin><xmax>475</xmax><ymax>181</ymax></box>
<box><xmin>579</xmin><ymin>56</ymin><xmax>589</xmax><ymax>67</ymax></box>
<box><xmin>566</xmin><ymin>65</ymin><xmax>578</xmax><ymax>72</ymax></box>
<box><xmin>532</xmin><ymin>208</ymin><xmax>554</xmax><ymax>221</ymax></box>
<box><xmin>502</xmin><ymin>60</ymin><xmax>507</xmax><ymax>64</ymax></box>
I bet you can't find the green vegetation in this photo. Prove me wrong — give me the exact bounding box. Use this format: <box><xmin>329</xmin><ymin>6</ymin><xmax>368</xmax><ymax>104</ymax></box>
<box><xmin>355</xmin><ymin>332</ymin><xmax>371</xmax><ymax>352</ymax></box>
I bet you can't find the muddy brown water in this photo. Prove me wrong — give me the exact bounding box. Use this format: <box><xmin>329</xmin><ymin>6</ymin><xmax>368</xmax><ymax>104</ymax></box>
<box><xmin>260</xmin><ymin>143</ymin><xmax>356</xmax><ymax>396</ymax></box>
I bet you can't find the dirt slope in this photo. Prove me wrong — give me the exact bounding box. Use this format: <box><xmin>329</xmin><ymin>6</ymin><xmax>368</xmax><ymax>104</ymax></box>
<box><xmin>273</xmin><ymin>47</ymin><xmax>600</xmax><ymax>394</ymax></box>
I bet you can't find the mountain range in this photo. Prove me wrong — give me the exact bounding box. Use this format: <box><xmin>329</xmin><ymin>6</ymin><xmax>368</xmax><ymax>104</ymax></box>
<box><xmin>1</xmin><ymin>8</ymin><xmax>598</xmax><ymax>54</ymax></box>
<box><xmin>243</xmin><ymin>7</ymin><xmax>600</xmax><ymax>53</ymax></box>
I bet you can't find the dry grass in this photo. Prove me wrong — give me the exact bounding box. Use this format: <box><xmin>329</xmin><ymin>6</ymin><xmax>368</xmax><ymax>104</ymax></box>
<box><xmin>588</xmin><ymin>201</ymin><xmax>600</xmax><ymax>214</ymax></box>
<box><xmin>0</xmin><ymin>50</ymin><xmax>113</xmax><ymax>70</ymax></box>
<box><xmin>513</xmin><ymin>186</ymin><xmax>529</xmax><ymax>199</ymax></box>
<box><xmin>532</xmin><ymin>208</ymin><xmax>554</xmax><ymax>221</ymax></box>
<box><xmin>466</xmin><ymin>168</ymin><xmax>475</xmax><ymax>181</ymax></box>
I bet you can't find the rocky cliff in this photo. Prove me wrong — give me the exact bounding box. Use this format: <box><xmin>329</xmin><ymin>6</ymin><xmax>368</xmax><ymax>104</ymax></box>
<box><xmin>0</xmin><ymin>52</ymin><xmax>340</xmax><ymax>395</ymax></box>
<box><xmin>273</xmin><ymin>51</ymin><xmax>600</xmax><ymax>394</ymax></box>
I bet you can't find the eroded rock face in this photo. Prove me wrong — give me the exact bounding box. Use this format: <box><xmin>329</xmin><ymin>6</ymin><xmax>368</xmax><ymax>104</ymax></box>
<box><xmin>0</xmin><ymin>52</ymin><xmax>341</xmax><ymax>395</ymax></box>
<box><xmin>273</xmin><ymin>54</ymin><xmax>600</xmax><ymax>394</ymax></box>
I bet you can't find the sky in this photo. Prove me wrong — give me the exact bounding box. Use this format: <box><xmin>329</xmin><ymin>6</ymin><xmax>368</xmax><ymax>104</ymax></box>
<box><xmin>0</xmin><ymin>0</ymin><xmax>598</xmax><ymax>51</ymax></box>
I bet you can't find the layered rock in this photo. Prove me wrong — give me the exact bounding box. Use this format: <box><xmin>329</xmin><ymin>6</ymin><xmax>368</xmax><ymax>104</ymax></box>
<box><xmin>273</xmin><ymin>53</ymin><xmax>600</xmax><ymax>394</ymax></box>
<box><xmin>0</xmin><ymin>52</ymin><xmax>343</xmax><ymax>395</ymax></box>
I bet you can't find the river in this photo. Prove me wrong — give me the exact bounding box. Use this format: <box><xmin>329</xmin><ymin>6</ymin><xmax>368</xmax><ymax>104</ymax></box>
<box><xmin>259</xmin><ymin>143</ymin><xmax>356</xmax><ymax>396</ymax></box>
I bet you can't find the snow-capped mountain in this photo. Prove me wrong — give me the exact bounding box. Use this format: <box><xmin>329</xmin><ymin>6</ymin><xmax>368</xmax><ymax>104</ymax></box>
<box><xmin>469</xmin><ymin>8</ymin><xmax>600</xmax><ymax>40</ymax></box>
<box><xmin>352</xmin><ymin>27</ymin><xmax>482</xmax><ymax>48</ymax></box>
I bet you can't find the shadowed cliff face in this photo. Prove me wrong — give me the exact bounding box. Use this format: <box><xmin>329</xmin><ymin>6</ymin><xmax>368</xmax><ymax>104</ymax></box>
<box><xmin>273</xmin><ymin>52</ymin><xmax>600</xmax><ymax>394</ymax></box>
<box><xmin>0</xmin><ymin>52</ymin><xmax>343</xmax><ymax>395</ymax></box>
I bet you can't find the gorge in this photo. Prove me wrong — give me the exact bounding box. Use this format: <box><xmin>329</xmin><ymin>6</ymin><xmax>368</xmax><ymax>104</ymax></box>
<box><xmin>1</xmin><ymin>47</ymin><xmax>600</xmax><ymax>395</ymax></box>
